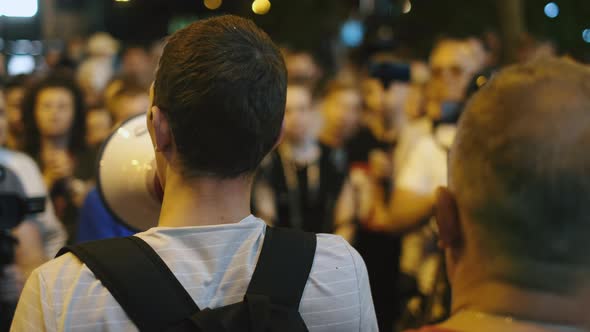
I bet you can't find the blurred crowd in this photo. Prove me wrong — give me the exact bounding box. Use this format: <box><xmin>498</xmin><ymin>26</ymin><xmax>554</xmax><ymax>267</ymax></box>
<box><xmin>0</xmin><ymin>28</ymin><xmax>569</xmax><ymax>331</ymax></box>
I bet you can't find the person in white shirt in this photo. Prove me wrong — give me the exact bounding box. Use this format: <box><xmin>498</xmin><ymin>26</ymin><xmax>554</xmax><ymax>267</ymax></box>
<box><xmin>350</xmin><ymin>40</ymin><xmax>483</xmax><ymax>325</ymax></box>
<box><xmin>11</xmin><ymin>15</ymin><xmax>377</xmax><ymax>332</ymax></box>
<box><xmin>358</xmin><ymin>39</ymin><xmax>480</xmax><ymax>237</ymax></box>
<box><xmin>393</xmin><ymin>40</ymin><xmax>485</xmax><ymax>297</ymax></box>
<box><xmin>391</xmin><ymin>39</ymin><xmax>480</xmax><ymax>232</ymax></box>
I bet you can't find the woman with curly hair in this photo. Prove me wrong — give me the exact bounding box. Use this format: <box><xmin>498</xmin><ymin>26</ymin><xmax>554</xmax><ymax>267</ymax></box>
<box><xmin>22</xmin><ymin>72</ymin><xmax>95</xmax><ymax>243</ymax></box>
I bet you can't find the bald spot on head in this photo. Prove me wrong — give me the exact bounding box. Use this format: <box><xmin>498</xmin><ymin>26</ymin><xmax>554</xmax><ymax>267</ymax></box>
<box><xmin>450</xmin><ymin>58</ymin><xmax>590</xmax><ymax>289</ymax></box>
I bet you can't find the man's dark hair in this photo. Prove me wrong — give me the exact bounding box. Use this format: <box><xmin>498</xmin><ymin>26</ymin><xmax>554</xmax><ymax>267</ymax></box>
<box><xmin>154</xmin><ymin>15</ymin><xmax>287</xmax><ymax>178</ymax></box>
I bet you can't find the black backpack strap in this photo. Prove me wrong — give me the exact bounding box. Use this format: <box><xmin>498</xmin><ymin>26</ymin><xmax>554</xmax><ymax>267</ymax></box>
<box><xmin>246</xmin><ymin>227</ymin><xmax>317</xmax><ymax>309</ymax></box>
<box><xmin>57</xmin><ymin>236</ymin><xmax>200</xmax><ymax>332</ymax></box>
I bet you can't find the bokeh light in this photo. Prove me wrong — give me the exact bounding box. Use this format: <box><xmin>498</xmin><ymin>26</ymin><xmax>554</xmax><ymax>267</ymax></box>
<box><xmin>7</xmin><ymin>55</ymin><xmax>35</xmax><ymax>75</ymax></box>
<box><xmin>0</xmin><ymin>0</ymin><xmax>38</xmax><ymax>17</ymax></box>
<box><xmin>204</xmin><ymin>0</ymin><xmax>222</xmax><ymax>10</ymax></box>
<box><xmin>544</xmin><ymin>2</ymin><xmax>559</xmax><ymax>19</ymax></box>
<box><xmin>341</xmin><ymin>20</ymin><xmax>364</xmax><ymax>47</ymax></box>
<box><xmin>403</xmin><ymin>1</ymin><xmax>412</xmax><ymax>14</ymax></box>
<box><xmin>252</xmin><ymin>0</ymin><xmax>271</xmax><ymax>15</ymax></box>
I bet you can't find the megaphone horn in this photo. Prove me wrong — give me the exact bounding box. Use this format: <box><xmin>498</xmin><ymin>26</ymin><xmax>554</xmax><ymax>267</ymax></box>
<box><xmin>97</xmin><ymin>114</ymin><xmax>161</xmax><ymax>231</ymax></box>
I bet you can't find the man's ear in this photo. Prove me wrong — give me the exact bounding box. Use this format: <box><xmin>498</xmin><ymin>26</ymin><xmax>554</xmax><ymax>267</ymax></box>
<box><xmin>435</xmin><ymin>186</ymin><xmax>463</xmax><ymax>249</ymax></box>
<box><xmin>150</xmin><ymin>106</ymin><xmax>172</xmax><ymax>153</ymax></box>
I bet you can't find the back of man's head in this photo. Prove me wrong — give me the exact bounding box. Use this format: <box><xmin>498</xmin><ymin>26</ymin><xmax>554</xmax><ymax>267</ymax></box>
<box><xmin>154</xmin><ymin>15</ymin><xmax>287</xmax><ymax>178</ymax></box>
<box><xmin>450</xmin><ymin>58</ymin><xmax>590</xmax><ymax>291</ymax></box>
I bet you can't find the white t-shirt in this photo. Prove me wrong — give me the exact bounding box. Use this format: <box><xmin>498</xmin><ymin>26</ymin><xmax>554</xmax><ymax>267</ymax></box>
<box><xmin>396</xmin><ymin>124</ymin><xmax>456</xmax><ymax>194</ymax></box>
<box><xmin>11</xmin><ymin>216</ymin><xmax>378</xmax><ymax>332</ymax></box>
<box><xmin>394</xmin><ymin>117</ymin><xmax>432</xmax><ymax>178</ymax></box>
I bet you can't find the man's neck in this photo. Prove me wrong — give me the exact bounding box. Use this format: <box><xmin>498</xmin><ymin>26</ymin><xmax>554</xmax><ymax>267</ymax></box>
<box><xmin>157</xmin><ymin>172</ymin><xmax>252</xmax><ymax>228</ymax></box>
<box><xmin>446</xmin><ymin>279</ymin><xmax>590</xmax><ymax>331</ymax></box>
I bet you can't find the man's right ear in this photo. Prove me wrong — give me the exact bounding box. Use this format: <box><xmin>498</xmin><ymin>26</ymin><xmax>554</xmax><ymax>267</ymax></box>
<box><xmin>150</xmin><ymin>106</ymin><xmax>172</xmax><ymax>153</ymax></box>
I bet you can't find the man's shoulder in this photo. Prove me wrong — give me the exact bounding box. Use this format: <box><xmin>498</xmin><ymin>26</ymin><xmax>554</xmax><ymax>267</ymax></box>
<box><xmin>299</xmin><ymin>233</ymin><xmax>376</xmax><ymax>330</ymax></box>
<box><xmin>313</xmin><ymin>233</ymin><xmax>366</xmax><ymax>281</ymax></box>
<box><xmin>35</xmin><ymin>251</ymin><xmax>86</xmax><ymax>283</ymax></box>
<box><xmin>31</xmin><ymin>252</ymin><xmax>96</xmax><ymax>296</ymax></box>
<box><xmin>315</xmin><ymin>233</ymin><xmax>359</xmax><ymax>255</ymax></box>
<box><xmin>31</xmin><ymin>250</ymin><xmax>108</xmax><ymax>307</ymax></box>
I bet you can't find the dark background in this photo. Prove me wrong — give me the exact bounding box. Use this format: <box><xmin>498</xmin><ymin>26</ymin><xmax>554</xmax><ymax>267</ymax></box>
<box><xmin>1</xmin><ymin>0</ymin><xmax>589</xmax><ymax>62</ymax></box>
<box><xmin>107</xmin><ymin>0</ymin><xmax>590</xmax><ymax>58</ymax></box>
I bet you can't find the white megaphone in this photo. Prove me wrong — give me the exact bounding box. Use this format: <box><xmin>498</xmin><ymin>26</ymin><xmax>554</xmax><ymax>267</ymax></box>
<box><xmin>97</xmin><ymin>114</ymin><xmax>162</xmax><ymax>231</ymax></box>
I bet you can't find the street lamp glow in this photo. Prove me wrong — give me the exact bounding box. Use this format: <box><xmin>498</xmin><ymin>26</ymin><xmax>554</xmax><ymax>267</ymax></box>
<box><xmin>544</xmin><ymin>2</ymin><xmax>559</xmax><ymax>19</ymax></box>
<box><xmin>0</xmin><ymin>0</ymin><xmax>38</xmax><ymax>17</ymax></box>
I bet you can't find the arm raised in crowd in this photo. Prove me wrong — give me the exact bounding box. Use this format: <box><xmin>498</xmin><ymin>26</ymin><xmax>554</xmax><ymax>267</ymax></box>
<box><xmin>359</xmin><ymin>139</ymin><xmax>438</xmax><ymax>234</ymax></box>
<box><xmin>383</xmin><ymin>188</ymin><xmax>435</xmax><ymax>233</ymax></box>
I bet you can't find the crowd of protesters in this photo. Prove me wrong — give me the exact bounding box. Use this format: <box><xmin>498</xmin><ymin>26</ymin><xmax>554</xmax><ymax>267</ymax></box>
<box><xmin>1</xmin><ymin>18</ymin><xmax>587</xmax><ymax>332</ymax></box>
